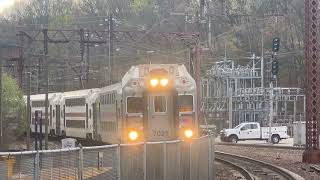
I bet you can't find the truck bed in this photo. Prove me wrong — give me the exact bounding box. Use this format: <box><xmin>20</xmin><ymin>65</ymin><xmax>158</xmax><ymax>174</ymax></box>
<box><xmin>261</xmin><ymin>126</ymin><xmax>289</xmax><ymax>139</ymax></box>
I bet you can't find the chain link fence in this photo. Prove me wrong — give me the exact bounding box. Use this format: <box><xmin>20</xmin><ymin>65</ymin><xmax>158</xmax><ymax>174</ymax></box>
<box><xmin>0</xmin><ymin>135</ymin><xmax>214</xmax><ymax>180</ymax></box>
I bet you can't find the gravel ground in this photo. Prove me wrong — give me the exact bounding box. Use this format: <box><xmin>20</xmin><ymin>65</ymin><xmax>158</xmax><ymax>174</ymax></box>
<box><xmin>215</xmin><ymin>144</ymin><xmax>320</xmax><ymax>180</ymax></box>
<box><xmin>215</xmin><ymin>161</ymin><xmax>245</xmax><ymax>180</ymax></box>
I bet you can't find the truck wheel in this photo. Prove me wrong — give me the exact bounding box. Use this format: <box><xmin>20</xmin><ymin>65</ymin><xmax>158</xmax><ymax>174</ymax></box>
<box><xmin>229</xmin><ymin>135</ymin><xmax>238</xmax><ymax>143</ymax></box>
<box><xmin>271</xmin><ymin>135</ymin><xmax>280</xmax><ymax>144</ymax></box>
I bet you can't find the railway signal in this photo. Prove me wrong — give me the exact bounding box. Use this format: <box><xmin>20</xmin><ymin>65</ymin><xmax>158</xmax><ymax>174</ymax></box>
<box><xmin>272</xmin><ymin>37</ymin><xmax>280</xmax><ymax>52</ymax></box>
<box><xmin>271</xmin><ymin>59</ymin><xmax>279</xmax><ymax>76</ymax></box>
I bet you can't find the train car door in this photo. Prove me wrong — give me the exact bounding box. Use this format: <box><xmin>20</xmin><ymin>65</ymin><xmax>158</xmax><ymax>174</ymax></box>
<box><xmin>92</xmin><ymin>103</ymin><xmax>98</xmax><ymax>140</ymax></box>
<box><xmin>147</xmin><ymin>93</ymin><xmax>175</xmax><ymax>141</ymax></box>
<box><xmin>56</xmin><ymin>105</ymin><xmax>60</xmax><ymax>135</ymax></box>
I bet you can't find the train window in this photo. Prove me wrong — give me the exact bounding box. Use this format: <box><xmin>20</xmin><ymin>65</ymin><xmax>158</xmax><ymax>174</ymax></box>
<box><xmin>50</xmin><ymin>105</ymin><xmax>52</xmax><ymax>126</ymax></box>
<box><xmin>32</xmin><ymin>101</ymin><xmax>45</xmax><ymax>107</ymax></box>
<box><xmin>100</xmin><ymin>96</ymin><xmax>103</xmax><ymax>104</ymax></box>
<box><xmin>178</xmin><ymin>95</ymin><xmax>193</xmax><ymax>112</ymax></box>
<box><xmin>154</xmin><ymin>96</ymin><xmax>167</xmax><ymax>113</ymax></box>
<box><xmin>66</xmin><ymin>98</ymin><xmax>85</xmax><ymax>106</ymax></box>
<box><xmin>66</xmin><ymin>120</ymin><xmax>85</xmax><ymax>128</ymax></box>
<box><xmin>86</xmin><ymin>104</ymin><xmax>88</xmax><ymax>128</ymax></box>
<box><xmin>63</xmin><ymin>106</ymin><xmax>66</xmax><ymax>127</ymax></box>
<box><xmin>112</xmin><ymin>93</ymin><xmax>115</xmax><ymax>104</ymax></box>
<box><xmin>127</xmin><ymin>97</ymin><xmax>144</xmax><ymax>113</ymax></box>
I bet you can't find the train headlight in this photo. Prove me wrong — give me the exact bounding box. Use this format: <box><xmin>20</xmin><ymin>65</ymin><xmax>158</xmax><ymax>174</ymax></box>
<box><xmin>160</xmin><ymin>78</ymin><xmax>169</xmax><ymax>87</ymax></box>
<box><xmin>184</xmin><ymin>129</ymin><xmax>193</xmax><ymax>139</ymax></box>
<box><xmin>129</xmin><ymin>130</ymin><xmax>139</xmax><ymax>141</ymax></box>
<box><xmin>150</xmin><ymin>79</ymin><xmax>159</xmax><ymax>87</ymax></box>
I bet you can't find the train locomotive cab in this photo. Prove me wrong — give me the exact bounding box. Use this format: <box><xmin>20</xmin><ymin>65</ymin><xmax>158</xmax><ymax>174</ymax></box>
<box><xmin>122</xmin><ymin>64</ymin><xmax>198</xmax><ymax>143</ymax></box>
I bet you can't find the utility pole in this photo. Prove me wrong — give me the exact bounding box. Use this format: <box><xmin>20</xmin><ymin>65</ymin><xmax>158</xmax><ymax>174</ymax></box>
<box><xmin>79</xmin><ymin>28</ymin><xmax>85</xmax><ymax>89</ymax></box>
<box><xmin>261</xmin><ymin>28</ymin><xmax>264</xmax><ymax>88</ymax></box>
<box><xmin>108</xmin><ymin>14</ymin><xmax>114</xmax><ymax>85</ymax></box>
<box><xmin>0</xmin><ymin>49</ymin><xmax>3</xmax><ymax>149</ymax></box>
<box><xmin>37</xmin><ymin>58</ymin><xmax>41</xmax><ymax>93</ymax></box>
<box><xmin>44</xmin><ymin>0</ymin><xmax>49</xmax><ymax>150</ymax></box>
<box><xmin>17</xmin><ymin>32</ymin><xmax>24</xmax><ymax>89</ymax></box>
<box><xmin>86</xmin><ymin>30</ymin><xmax>90</xmax><ymax>88</ymax></box>
<box><xmin>26</xmin><ymin>71</ymin><xmax>31</xmax><ymax>150</ymax></box>
<box><xmin>43</xmin><ymin>28</ymin><xmax>49</xmax><ymax>150</ymax></box>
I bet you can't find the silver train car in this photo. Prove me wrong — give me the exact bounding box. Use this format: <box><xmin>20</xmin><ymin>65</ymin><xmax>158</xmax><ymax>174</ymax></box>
<box><xmin>29</xmin><ymin>64</ymin><xmax>198</xmax><ymax>143</ymax></box>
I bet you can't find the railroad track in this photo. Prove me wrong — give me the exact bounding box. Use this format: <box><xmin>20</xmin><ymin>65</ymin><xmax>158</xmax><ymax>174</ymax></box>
<box><xmin>216</xmin><ymin>142</ymin><xmax>304</xmax><ymax>150</ymax></box>
<box><xmin>215</xmin><ymin>151</ymin><xmax>305</xmax><ymax>180</ymax></box>
<box><xmin>215</xmin><ymin>156</ymin><xmax>255</xmax><ymax>180</ymax></box>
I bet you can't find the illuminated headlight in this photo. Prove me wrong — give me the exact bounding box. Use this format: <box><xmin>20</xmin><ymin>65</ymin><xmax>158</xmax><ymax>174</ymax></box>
<box><xmin>184</xmin><ymin>129</ymin><xmax>193</xmax><ymax>138</ymax></box>
<box><xmin>160</xmin><ymin>78</ymin><xmax>169</xmax><ymax>87</ymax></box>
<box><xmin>129</xmin><ymin>131</ymin><xmax>139</xmax><ymax>141</ymax></box>
<box><xmin>150</xmin><ymin>79</ymin><xmax>159</xmax><ymax>87</ymax></box>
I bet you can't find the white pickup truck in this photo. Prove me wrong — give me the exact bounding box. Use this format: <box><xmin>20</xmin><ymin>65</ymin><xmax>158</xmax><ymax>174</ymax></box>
<box><xmin>220</xmin><ymin>122</ymin><xmax>289</xmax><ymax>144</ymax></box>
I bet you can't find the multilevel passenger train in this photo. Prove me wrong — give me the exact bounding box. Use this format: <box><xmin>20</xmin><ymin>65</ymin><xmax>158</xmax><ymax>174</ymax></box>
<box><xmin>28</xmin><ymin>64</ymin><xmax>198</xmax><ymax>143</ymax></box>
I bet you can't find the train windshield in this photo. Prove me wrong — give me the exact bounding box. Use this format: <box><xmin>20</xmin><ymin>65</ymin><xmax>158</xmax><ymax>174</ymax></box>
<box><xmin>127</xmin><ymin>97</ymin><xmax>144</xmax><ymax>113</ymax></box>
<box><xmin>178</xmin><ymin>95</ymin><xmax>193</xmax><ymax>112</ymax></box>
<box><xmin>154</xmin><ymin>96</ymin><xmax>167</xmax><ymax>112</ymax></box>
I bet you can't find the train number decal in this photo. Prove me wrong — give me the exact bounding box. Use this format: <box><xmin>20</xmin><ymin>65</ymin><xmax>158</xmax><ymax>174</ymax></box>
<box><xmin>152</xmin><ymin>129</ymin><xmax>169</xmax><ymax>137</ymax></box>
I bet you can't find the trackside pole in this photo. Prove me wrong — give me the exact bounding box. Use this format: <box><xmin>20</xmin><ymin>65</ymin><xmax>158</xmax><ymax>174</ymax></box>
<box><xmin>177</xmin><ymin>141</ymin><xmax>181</xmax><ymax>180</ymax></box>
<box><xmin>209</xmin><ymin>136</ymin><xmax>213</xmax><ymax>180</ymax></box>
<box><xmin>163</xmin><ymin>141</ymin><xmax>167</xmax><ymax>180</ymax></box>
<box><xmin>268</xmin><ymin>82</ymin><xmax>273</xmax><ymax>144</ymax></box>
<box><xmin>189</xmin><ymin>142</ymin><xmax>192</xmax><ymax>180</ymax></box>
<box><xmin>78</xmin><ymin>144</ymin><xmax>83</xmax><ymax>180</ymax></box>
<box><xmin>143</xmin><ymin>142</ymin><xmax>147</xmax><ymax>180</ymax></box>
<box><xmin>117</xmin><ymin>144</ymin><xmax>121</xmax><ymax>180</ymax></box>
<box><xmin>34</xmin><ymin>151</ymin><xmax>40</xmax><ymax>180</ymax></box>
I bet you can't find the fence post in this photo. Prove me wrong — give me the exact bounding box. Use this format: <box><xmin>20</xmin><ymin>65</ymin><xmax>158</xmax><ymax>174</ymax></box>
<box><xmin>78</xmin><ymin>144</ymin><xmax>83</xmax><ymax>180</ymax></box>
<box><xmin>143</xmin><ymin>142</ymin><xmax>147</xmax><ymax>180</ymax></box>
<box><xmin>34</xmin><ymin>151</ymin><xmax>40</xmax><ymax>180</ymax></box>
<box><xmin>208</xmin><ymin>136</ymin><xmax>213</xmax><ymax>180</ymax></box>
<box><xmin>117</xmin><ymin>144</ymin><xmax>121</xmax><ymax>180</ymax></box>
<box><xmin>163</xmin><ymin>141</ymin><xmax>167</xmax><ymax>180</ymax></box>
<box><xmin>189</xmin><ymin>141</ymin><xmax>192</xmax><ymax>180</ymax></box>
<box><xmin>177</xmin><ymin>141</ymin><xmax>181</xmax><ymax>180</ymax></box>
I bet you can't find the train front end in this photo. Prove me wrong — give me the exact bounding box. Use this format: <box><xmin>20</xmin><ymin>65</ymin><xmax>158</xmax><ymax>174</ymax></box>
<box><xmin>122</xmin><ymin>64</ymin><xmax>197</xmax><ymax>142</ymax></box>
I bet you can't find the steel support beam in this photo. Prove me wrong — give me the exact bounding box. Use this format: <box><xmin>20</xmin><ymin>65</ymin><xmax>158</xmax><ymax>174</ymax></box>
<box><xmin>303</xmin><ymin>0</ymin><xmax>320</xmax><ymax>163</ymax></box>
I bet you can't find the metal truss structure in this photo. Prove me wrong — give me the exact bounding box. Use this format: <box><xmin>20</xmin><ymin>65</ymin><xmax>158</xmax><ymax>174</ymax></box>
<box><xmin>202</xmin><ymin>55</ymin><xmax>305</xmax><ymax>135</ymax></box>
<box><xmin>303</xmin><ymin>0</ymin><xmax>320</xmax><ymax>163</ymax></box>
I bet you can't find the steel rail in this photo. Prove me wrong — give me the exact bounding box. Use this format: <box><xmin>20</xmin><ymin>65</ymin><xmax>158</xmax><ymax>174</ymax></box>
<box><xmin>215</xmin><ymin>156</ymin><xmax>255</xmax><ymax>180</ymax></box>
<box><xmin>216</xmin><ymin>142</ymin><xmax>304</xmax><ymax>150</ymax></box>
<box><xmin>215</xmin><ymin>151</ymin><xmax>305</xmax><ymax>180</ymax></box>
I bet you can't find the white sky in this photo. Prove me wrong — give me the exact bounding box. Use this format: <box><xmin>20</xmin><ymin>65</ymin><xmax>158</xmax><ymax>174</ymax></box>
<box><xmin>0</xmin><ymin>0</ymin><xmax>15</xmax><ymax>13</ymax></box>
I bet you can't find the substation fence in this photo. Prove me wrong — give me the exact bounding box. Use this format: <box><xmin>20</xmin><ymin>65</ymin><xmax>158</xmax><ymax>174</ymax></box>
<box><xmin>0</xmin><ymin>135</ymin><xmax>214</xmax><ymax>180</ymax></box>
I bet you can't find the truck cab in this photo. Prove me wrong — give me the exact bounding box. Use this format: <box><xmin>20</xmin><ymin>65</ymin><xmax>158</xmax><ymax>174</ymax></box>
<box><xmin>220</xmin><ymin>122</ymin><xmax>289</xmax><ymax>144</ymax></box>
